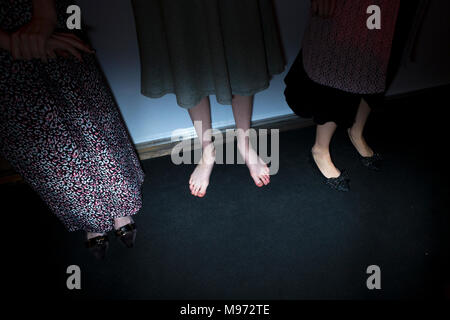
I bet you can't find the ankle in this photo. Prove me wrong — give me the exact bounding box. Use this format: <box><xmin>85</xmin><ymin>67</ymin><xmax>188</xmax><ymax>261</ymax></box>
<box><xmin>348</xmin><ymin>127</ymin><xmax>363</xmax><ymax>140</ymax></box>
<box><xmin>311</xmin><ymin>145</ymin><xmax>329</xmax><ymax>157</ymax></box>
<box><xmin>199</xmin><ymin>143</ymin><xmax>215</xmax><ymax>166</ymax></box>
<box><xmin>236</xmin><ymin>134</ymin><xmax>249</xmax><ymax>147</ymax></box>
<box><xmin>202</xmin><ymin>141</ymin><xmax>215</xmax><ymax>153</ymax></box>
<box><xmin>202</xmin><ymin>139</ymin><xmax>214</xmax><ymax>148</ymax></box>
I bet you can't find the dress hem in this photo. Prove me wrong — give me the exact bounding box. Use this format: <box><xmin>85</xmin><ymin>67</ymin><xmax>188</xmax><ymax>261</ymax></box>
<box><xmin>140</xmin><ymin>67</ymin><xmax>285</xmax><ymax>109</ymax></box>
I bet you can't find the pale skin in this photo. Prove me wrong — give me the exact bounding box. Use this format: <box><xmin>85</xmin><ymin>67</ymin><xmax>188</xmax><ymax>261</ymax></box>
<box><xmin>188</xmin><ymin>95</ymin><xmax>270</xmax><ymax>198</ymax></box>
<box><xmin>187</xmin><ymin>0</ymin><xmax>337</xmax><ymax>196</ymax></box>
<box><xmin>309</xmin><ymin>0</ymin><xmax>374</xmax><ymax>178</ymax></box>
<box><xmin>311</xmin><ymin>99</ymin><xmax>375</xmax><ymax>178</ymax></box>
<box><xmin>3</xmin><ymin>0</ymin><xmax>131</xmax><ymax>239</ymax></box>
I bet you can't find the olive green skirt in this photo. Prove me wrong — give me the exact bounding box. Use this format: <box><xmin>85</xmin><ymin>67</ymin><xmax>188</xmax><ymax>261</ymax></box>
<box><xmin>131</xmin><ymin>0</ymin><xmax>285</xmax><ymax>108</ymax></box>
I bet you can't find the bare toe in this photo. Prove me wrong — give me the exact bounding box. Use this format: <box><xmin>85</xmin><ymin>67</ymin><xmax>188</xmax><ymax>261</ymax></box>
<box><xmin>198</xmin><ymin>187</ymin><xmax>206</xmax><ymax>198</ymax></box>
<box><xmin>195</xmin><ymin>185</ymin><xmax>201</xmax><ymax>197</ymax></box>
<box><xmin>188</xmin><ymin>147</ymin><xmax>215</xmax><ymax>198</ymax></box>
<box><xmin>252</xmin><ymin>175</ymin><xmax>264</xmax><ymax>187</ymax></box>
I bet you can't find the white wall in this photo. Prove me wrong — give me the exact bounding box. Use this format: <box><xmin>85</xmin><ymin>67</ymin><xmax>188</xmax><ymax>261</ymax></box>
<box><xmin>78</xmin><ymin>0</ymin><xmax>450</xmax><ymax>144</ymax></box>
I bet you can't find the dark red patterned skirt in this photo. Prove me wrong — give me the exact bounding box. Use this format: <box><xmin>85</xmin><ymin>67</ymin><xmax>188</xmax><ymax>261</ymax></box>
<box><xmin>284</xmin><ymin>1</ymin><xmax>421</xmax><ymax>128</ymax></box>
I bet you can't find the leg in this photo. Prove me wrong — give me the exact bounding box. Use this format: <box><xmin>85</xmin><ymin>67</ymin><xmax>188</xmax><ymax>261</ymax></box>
<box><xmin>231</xmin><ymin>95</ymin><xmax>270</xmax><ymax>187</ymax></box>
<box><xmin>188</xmin><ymin>96</ymin><xmax>216</xmax><ymax>197</ymax></box>
<box><xmin>348</xmin><ymin>98</ymin><xmax>374</xmax><ymax>157</ymax></box>
<box><xmin>311</xmin><ymin>122</ymin><xmax>341</xmax><ymax>178</ymax></box>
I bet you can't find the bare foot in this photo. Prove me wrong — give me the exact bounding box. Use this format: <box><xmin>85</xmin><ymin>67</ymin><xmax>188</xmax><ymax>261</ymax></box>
<box><xmin>189</xmin><ymin>143</ymin><xmax>215</xmax><ymax>197</ymax></box>
<box><xmin>348</xmin><ymin>128</ymin><xmax>374</xmax><ymax>157</ymax></box>
<box><xmin>237</xmin><ymin>140</ymin><xmax>270</xmax><ymax>187</ymax></box>
<box><xmin>311</xmin><ymin>146</ymin><xmax>341</xmax><ymax>178</ymax></box>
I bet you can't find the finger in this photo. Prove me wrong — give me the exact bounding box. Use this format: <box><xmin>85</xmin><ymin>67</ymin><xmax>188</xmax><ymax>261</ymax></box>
<box><xmin>10</xmin><ymin>33</ymin><xmax>22</xmax><ymax>59</ymax></box>
<box><xmin>324</xmin><ymin>0</ymin><xmax>332</xmax><ymax>17</ymax></box>
<box><xmin>37</xmin><ymin>36</ymin><xmax>48</xmax><ymax>62</ymax></box>
<box><xmin>52</xmin><ymin>34</ymin><xmax>94</xmax><ymax>53</ymax></box>
<box><xmin>52</xmin><ymin>36</ymin><xmax>94</xmax><ymax>54</ymax></box>
<box><xmin>329</xmin><ymin>0</ymin><xmax>336</xmax><ymax>17</ymax></box>
<box><xmin>319</xmin><ymin>0</ymin><xmax>327</xmax><ymax>18</ymax></box>
<box><xmin>319</xmin><ymin>0</ymin><xmax>327</xmax><ymax>17</ymax></box>
<box><xmin>311</xmin><ymin>0</ymin><xmax>318</xmax><ymax>16</ymax></box>
<box><xmin>29</xmin><ymin>34</ymin><xmax>41</xmax><ymax>59</ymax></box>
<box><xmin>325</xmin><ymin>0</ymin><xmax>331</xmax><ymax>17</ymax></box>
<box><xmin>54</xmin><ymin>49</ymin><xmax>69</xmax><ymax>58</ymax></box>
<box><xmin>54</xmin><ymin>32</ymin><xmax>83</xmax><ymax>42</ymax></box>
<box><xmin>65</xmin><ymin>46</ymin><xmax>83</xmax><ymax>62</ymax></box>
<box><xmin>19</xmin><ymin>34</ymin><xmax>32</xmax><ymax>60</ymax></box>
<box><xmin>58</xmin><ymin>42</ymin><xmax>83</xmax><ymax>61</ymax></box>
<box><xmin>315</xmin><ymin>0</ymin><xmax>321</xmax><ymax>16</ymax></box>
<box><xmin>46</xmin><ymin>47</ymin><xmax>57</xmax><ymax>59</ymax></box>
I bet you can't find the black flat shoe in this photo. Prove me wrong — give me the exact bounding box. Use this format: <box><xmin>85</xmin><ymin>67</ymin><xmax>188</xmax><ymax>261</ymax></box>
<box><xmin>360</xmin><ymin>152</ymin><xmax>382</xmax><ymax>171</ymax></box>
<box><xmin>85</xmin><ymin>234</ymin><xmax>109</xmax><ymax>260</ymax></box>
<box><xmin>115</xmin><ymin>223</ymin><xmax>137</xmax><ymax>248</ymax></box>
<box><xmin>347</xmin><ymin>129</ymin><xmax>382</xmax><ymax>171</ymax></box>
<box><xmin>308</xmin><ymin>153</ymin><xmax>350</xmax><ymax>192</ymax></box>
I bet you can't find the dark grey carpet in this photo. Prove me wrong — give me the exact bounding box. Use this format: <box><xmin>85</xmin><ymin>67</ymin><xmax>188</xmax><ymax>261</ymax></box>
<box><xmin>1</xmin><ymin>86</ymin><xmax>448</xmax><ymax>300</ymax></box>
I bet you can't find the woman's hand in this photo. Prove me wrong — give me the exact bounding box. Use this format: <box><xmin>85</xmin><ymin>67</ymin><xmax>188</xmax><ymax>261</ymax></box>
<box><xmin>0</xmin><ymin>30</ymin><xmax>11</xmax><ymax>52</ymax></box>
<box><xmin>10</xmin><ymin>16</ymin><xmax>56</xmax><ymax>61</ymax></box>
<box><xmin>311</xmin><ymin>0</ymin><xmax>336</xmax><ymax>18</ymax></box>
<box><xmin>46</xmin><ymin>32</ymin><xmax>95</xmax><ymax>62</ymax></box>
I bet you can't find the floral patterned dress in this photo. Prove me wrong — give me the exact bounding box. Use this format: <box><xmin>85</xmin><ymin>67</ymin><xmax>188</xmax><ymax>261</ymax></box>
<box><xmin>0</xmin><ymin>0</ymin><xmax>145</xmax><ymax>233</ymax></box>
